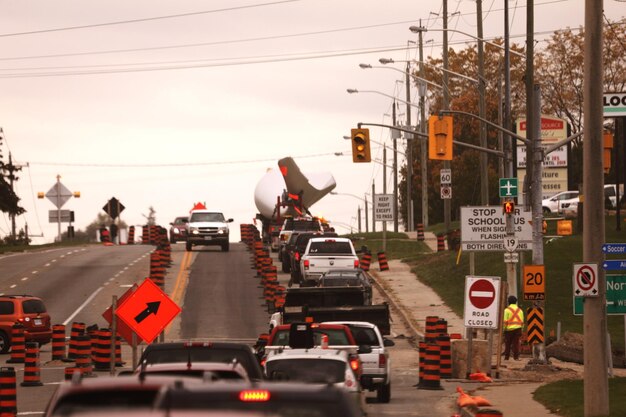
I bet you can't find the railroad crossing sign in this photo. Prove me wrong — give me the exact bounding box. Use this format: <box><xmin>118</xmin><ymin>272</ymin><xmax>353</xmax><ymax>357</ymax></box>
<box><xmin>523</xmin><ymin>265</ymin><xmax>545</xmax><ymax>301</ymax></box>
<box><xmin>441</xmin><ymin>184</ymin><xmax>452</xmax><ymax>199</ymax></box>
<box><xmin>573</xmin><ymin>263</ymin><xmax>599</xmax><ymax>297</ymax></box>
<box><xmin>115</xmin><ymin>278</ymin><xmax>181</xmax><ymax>344</ymax></box>
<box><xmin>103</xmin><ymin>197</ymin><xmax>125</xmax><ymax>220</ymax></box>
<box><xmin>499</xmin><ymin>178</ymin><xmax>518</xmax><ymax>198</ymax></box>
<box><xmin>463</xmin><ymin>276</ymin><xmax>501</xmax><ymax>329</ymax></box>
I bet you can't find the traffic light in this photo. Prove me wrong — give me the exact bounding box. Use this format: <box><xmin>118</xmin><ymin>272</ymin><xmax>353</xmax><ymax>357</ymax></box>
<box><xmin>603</xmin><ymin>131</ymin><xmax>613</xmax><ymax>173</ymax></box>
<box><xmin>503</xmin><ymin>200</ymin><xmax>515</xmax><ymax>215</ymax></box>
<box><xmin>428</xmin><ymin>115</ymin><xmax>453</xmax><ymax>160</ymax></box>
<box><xmin>37</xmin><ymin>192</ymin><xmax>45</xmax><ymax>199</ymax></box>
<box><xmin>350</xmin><ymin>128</ymin><xmax>371</xmax><ymax>163</ymax></box>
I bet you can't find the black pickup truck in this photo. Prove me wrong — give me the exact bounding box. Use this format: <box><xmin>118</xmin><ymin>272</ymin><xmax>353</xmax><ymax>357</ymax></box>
<box><xmin>269</xmin><ymin>287</ymin><xmax>391</xmax><ymax>335</ymax></box>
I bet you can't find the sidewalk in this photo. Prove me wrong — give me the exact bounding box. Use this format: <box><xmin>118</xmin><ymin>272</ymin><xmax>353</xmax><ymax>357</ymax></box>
<box><xmin>368</xmin><ymin>255</ymin><xmax>556</xmax><ymax>417</ymax></box>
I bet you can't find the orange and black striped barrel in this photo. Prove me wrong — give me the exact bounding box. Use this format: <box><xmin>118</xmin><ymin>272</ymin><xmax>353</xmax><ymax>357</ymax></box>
<box><xmin>6</xmin><ymin>324</ymin><xmax>25</xmax><ymax>364</ymax></box>
<box><xmin>75</xmin><ymin>335</ymin><xmax>93</xmax><ymax>377</ymax></box>
<box><xmin>141</xmin><ymin>225</ymin><xmax>150</xmax><ymax>244</ymax></box>
<box><xmin>435</xmin><ymin>318</ymin><xmax>448</xmax><ymax>338</ymax></box>
<box><xmin>149</xmin><ymin>225</ymin><xmax>158</xmax><ymax>245</ymax></box>
<box><xmin>417</xmin><ymin>343</ymin><xmax>442</xmax><ymax>390</ymax></box>
<box><xmin>437</xmin><ymin>234</ymin><xmax>446</xmax><ymax>252</ymax></box>
<box><xmin>20</xmin><ymin>343</ymin><xmax>43</xmax><ymax>387</ymax></box>
<box><xmin>418</xmin><ymin>341</ymin><xmax>426</xmax><ymax>384</ymax></box>
<box><xmin>127</xmin><ymin>225</ymin><xmax>135</xmax><ymax>244</ymax></box>
<box><xmin>416</xmin><ymin>223</ymin><xmax>425</xmax><ymax>241</ymax></box>
<box><xmin>360</xmin><ymin>251</ymin><xmax>372</xmax><ymax>272</ymax></box>
<box><xmin>64</xmin><ymin>367</ymin><xmax>81</xmax><ymax>380</ymax></box>
<box><xmin>51</xmin><ymin>324</ymin><xmax>67</xmax><ymax>361</ymax></box>
<box><xmin>377</xmin><ymin>251</ymin><xmax>389</xmax><ymax>271</ymax></box>
<box><xmin>149</xmin><ymin>251</ymin><xmax>165</xmax><ymax>288</ymax></box>
<box><xmin>424</xmin><ymin>316</ymin><xmax>439</xmax><ymax>343</ymax></box>
<box><xmin>437</xmin><ymin>334</ymin><xmax>452</xmax><ymax>379</ymax></box>
<box><xmin>93</xmin><ymin>329</ymin><xmax>112</xmax><ymax>371</ymax></box>
<box><xmin>66</xmin><ymin>322</ymin><xmax>85</xmax><ymax>361</ymax></box>
<box><xmin>0</xmin><ymin>367</ymin><xmax>17</xmax><ymax>415</ymax></box>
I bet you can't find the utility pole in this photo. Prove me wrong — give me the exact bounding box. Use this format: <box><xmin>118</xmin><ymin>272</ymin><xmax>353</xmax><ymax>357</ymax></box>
<box><xmin>418</xmin><ymin>21</ymin><xmax>429</xmax><ymax>228</ymax></box>
<box><xmin>357</xmin><ymin>205</ymin><xmax>362</xmax><ymax>233</ymax></box>
<box><xmin>504</xmin><ymin>0</ymin><xmax>513</xmax><ymax>179</ymax></box>
<box><xmin>583</xmin><ymin>0</ymin><xmax>609</xmax><ymax>414</ymax></box>
<box><xmin>477</xmin><ymin>0</ymin><xmax>488</xmax><ymax>205</ymax></box>
<box><xmin>364</xmin><ymin>195</ymin><xmax>369</xmax><ymax>233</ymax></box>
<box><xmin>372</xmin><ymin>181</ymin><xmax>376</xmax><ymax>233</ymax></box>
<box><xmin>442</xmin><ymin>0</ymin><xmax>451</xmax><ymax>233</ymax></box>
<box><xmin>393</xmin><ymin>101</ymin><xmax>399</xmax><ymax>232</ymax></box>
<box><xmin>405</xmin><ymin>63</ymin><xmax>414</xmax><ymax>232</ymax></box>
<box><xmin>5</xmin><ymin>154</ymin><xmax>24</xmax><ymax>239</ymax></box>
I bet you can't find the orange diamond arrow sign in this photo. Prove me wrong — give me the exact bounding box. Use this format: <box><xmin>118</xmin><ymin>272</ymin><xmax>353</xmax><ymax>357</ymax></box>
<box><xmin>115</xmin><ymin>278</ymin><xmax>181</xmax><ymax>344</ymax></box>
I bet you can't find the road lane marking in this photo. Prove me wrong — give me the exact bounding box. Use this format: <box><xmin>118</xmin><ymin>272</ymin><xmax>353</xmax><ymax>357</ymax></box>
<box><xmin>166</xmin><ymin>250</ymin><xmax>193</xmax><ymax>335</ymax></box>
<box><xmin>63</xmin><ymin>286</ymin><xmax>104</xmax><ymax>326</ymax></box>
<box><xmin>21</xmin><ymin>277</ymin><xmax>28</xmax><ymax>281</ymax></box>
<box><xmin>9</xmin><ymin>284</ymin><xmax>16</xmax><ymax>289</ymax></box>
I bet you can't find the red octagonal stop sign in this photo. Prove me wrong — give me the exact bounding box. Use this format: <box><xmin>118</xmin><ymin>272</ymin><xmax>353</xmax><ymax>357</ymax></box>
<box><xmin>469</xmin><ymin>279</ymin><xmax>496</xmax><ymax>309</ymax></box>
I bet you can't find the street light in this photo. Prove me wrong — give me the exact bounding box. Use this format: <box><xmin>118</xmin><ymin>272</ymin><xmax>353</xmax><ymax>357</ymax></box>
<box><xmin>379</xmin><ymin>58</ymin><xmax>479</xmax><ymax>85</ymax></box>
<box><xmin>346</xmin><ymin>88</ymin><xmax>421</xmax><ymax>111</ymax></box>
<box><xmin>359</xmin><ymin>63</ymin><xmax>444</xmax><ymax>91</ymax></box>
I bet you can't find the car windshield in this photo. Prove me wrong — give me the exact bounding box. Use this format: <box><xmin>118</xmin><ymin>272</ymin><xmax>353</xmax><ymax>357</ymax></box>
<box><xmin>266</xmin><ymin>359</ymin><xmax>345</xmax><ymax>384</ymax></box>
<box><xmin>190</xmin><ymin>213</ymin><xmax>225</xmax><ymax>222</ymax></box>
<box><xmin>270</xmin><ymin>329</ymin><xmax>350</xmax><ymax>346</ymax></box>
<box><xmin>174</xmin><ymin>218</ymin><xmax>188</xmax><ymax>225</ymax></box>
<box><xmin>307</xmin><ymin>242</ymin><xmax>353</xmax><ymax>255</ymax></box>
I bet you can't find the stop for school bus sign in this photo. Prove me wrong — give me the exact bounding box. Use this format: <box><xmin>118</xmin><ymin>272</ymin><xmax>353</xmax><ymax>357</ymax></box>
<box><xmin>463</xmin><ymin>276</ymin><xmax>501</xmax><ymax>329</ymax></box>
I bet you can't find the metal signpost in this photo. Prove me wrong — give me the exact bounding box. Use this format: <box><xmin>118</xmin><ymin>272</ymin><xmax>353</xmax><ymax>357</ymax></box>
<box><xmin>42</xmin><ymin>175</ymin><xmax>79</xmax><ymax>242</ymax></box>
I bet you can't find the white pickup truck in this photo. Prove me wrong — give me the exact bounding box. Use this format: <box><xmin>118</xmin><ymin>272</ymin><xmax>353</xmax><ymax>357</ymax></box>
<box><xmin>299</xmin><ymin>237</ymin><xmax>359</xmax><ymax>287</ymax></box>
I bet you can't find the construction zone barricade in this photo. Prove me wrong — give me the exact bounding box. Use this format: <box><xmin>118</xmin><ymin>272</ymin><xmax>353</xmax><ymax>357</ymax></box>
<box><xmin>64</xmin><ymin>322</ymin><xmax>86</xmax><ymax>362</ymax></box>
<box><xmin>20</xmin><ymin>343</ymin><xmax>43</xmax><ymax>387</ymax></box>
<box><xmin>6</xmin><ymin>324</ymin><xmax>25</xmax><ymax>364</ymax></box>
<box><xmin>75</xmin><ymin>334</ymin><xmax>94</xmax><ymax>377</ymax></box>
<box><xmin>425</xmin><ymin>316</ymin><xmax>439</xmax><ymax>343</ymax></box>
<box><xmin>360</xmin><ymin>251</ymin><xmax>372</xmax><ymax>272</ymax></box>
<box><xmin>437</xmin><ymin>234</ymin><xmax>446</xmax><ymax>252</ymax></box>
<box><xmin>437</xmin><ymin>334</ymin><xmax>452</xmax><ymax>379</ymax></box>
<box><xmin>0</xmin><ymin>367</ymin><xmax>17</xmax><ymax>415</ymax></box>
<box><xmin>127</xmin><ymin>225</ymin><xmax>135</xmax><ymax>244</ymax></box>
<box><xmin>418</xmin><ymin>342</ymin><xmax>443</xmax><ymax>390</ymax></box>
<box><xmin>93</xmin><ymin>329</ymin><xmax>113</xmax><ymax>371</ymax></box>
<box><xmin>51</xmin><ymin>324</ymin><xmax>67</xmax><ymax>361</ymax></box>
<box><xmin>149</xmin><ymin>251</ymin><xmax>165</xmax><ymax>288</ymax></box>
<box><xmin>377</xmin><ymin>251</ymin><xmax>389</xmax><ymax>271</ymax></box>
<box><xmin>141</xmin><ymin>225</ymin><xmax>150</xmax><ymax>244</ymax></box>
<box><xmin>416</xmin><ymin>223</ymin><xmax>425</xmax><ymax>241</ymax></box>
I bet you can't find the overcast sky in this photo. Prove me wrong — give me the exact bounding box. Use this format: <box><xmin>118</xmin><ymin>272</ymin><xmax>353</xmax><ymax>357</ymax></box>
<box><xmin>1</xmin><ymin>0</ymin><xmax>624</xmax><ymax>243</ymax></box>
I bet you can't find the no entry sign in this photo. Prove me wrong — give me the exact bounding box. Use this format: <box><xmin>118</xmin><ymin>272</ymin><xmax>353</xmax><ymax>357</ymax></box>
<box><xmin>464</xmin><ymin>276</ymin><xmax>501</xmax><ymax>329</ymax></box>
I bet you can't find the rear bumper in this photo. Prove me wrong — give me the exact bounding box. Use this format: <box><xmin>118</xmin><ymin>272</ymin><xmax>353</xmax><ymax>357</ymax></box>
<box><xmin>360</xmin><ymin>373</ymin><xmax>388</xmax><ymax>389</ymax></box>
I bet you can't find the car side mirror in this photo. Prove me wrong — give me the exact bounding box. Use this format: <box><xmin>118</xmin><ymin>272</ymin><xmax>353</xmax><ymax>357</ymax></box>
<box><xmin>227</xmin><ymin>218</ymin><xmax>234</xmax><ymax>223</ymax></box>
<box><xmin>383</xmin><ymin>338</ymin><xmax>395</xmax><ymax>347</ymax></box>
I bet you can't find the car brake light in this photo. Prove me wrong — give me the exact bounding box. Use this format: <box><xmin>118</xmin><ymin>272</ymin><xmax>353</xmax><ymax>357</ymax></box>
<box><xmin>304</xmin><ymin>260</ymin><xmax>309</xmax><ymax>270</ymax></box>
<box><xmin>295</xmin><ymin>252</ymin><xmax>300</xmax><ymax>261</ymax></box>
<box><xmin>378</xmin><ymin>353</ymin><xmax>387</xmax><ymax>368</ymax></box>
<box><xmin>325</xmin><ymin>239</ymin><xmax>336</xmax><ymax>242</ymax></box>
<box><xmin>354</xmin><ymin>259</ymin><xmax>359</xmax><ymax>268</ymax></box>
<box><xmin>260</xmin><ymin>358</ymin><xmax>266</xmax><ymax>367</ymax></box>
<box><xmin>350</xmin><ymin>359</ymin><xmax>360</xmax><ymax>372</ymax></box>
<box><xmin>239</xmin><ymin>390</ymin><xmax>271</xmax><ymax>402</ymax></box>
<box><xmin>17</xmin><ymin>318</ymin><xmax>25</xmax><ymax>323</ymax></box>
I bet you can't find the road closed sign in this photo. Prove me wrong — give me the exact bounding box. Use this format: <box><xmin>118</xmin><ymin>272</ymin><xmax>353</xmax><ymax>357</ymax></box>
<box><xmin>463</xmin><ymin>276</ymin><xmax>501</xmax><ymax>329</ymax></box>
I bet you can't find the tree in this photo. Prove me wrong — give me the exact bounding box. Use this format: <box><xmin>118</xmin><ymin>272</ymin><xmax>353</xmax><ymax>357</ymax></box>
<box><xmin>142</xmin><ymin>206</ymin><xmax>157</xmax><ymax>226</ymax></box>
<box><xmin>85</xmin><ymin>213</ymin><xmax>128</xmax><ymax>242</ymax></box>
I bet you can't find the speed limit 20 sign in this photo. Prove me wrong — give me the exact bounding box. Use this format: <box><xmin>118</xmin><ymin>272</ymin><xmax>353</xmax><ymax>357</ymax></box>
<box><xmin>523</xmin><ymin>265</ymin><xmax>545</xmax><ymax>301</ymax></box>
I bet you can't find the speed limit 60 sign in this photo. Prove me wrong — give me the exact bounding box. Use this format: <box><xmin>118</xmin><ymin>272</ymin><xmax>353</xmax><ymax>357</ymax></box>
<box><xmin>523</xmin><ymin>265</ymin><xmax>545</xmax><ymax>301</ymax></box>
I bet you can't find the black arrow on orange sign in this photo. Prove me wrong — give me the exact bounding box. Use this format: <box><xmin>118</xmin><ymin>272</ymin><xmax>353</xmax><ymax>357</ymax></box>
<box><xmin>134</xmin><ymin>301</ymin><xmax>161</xmax><ymax>323</ymax></box>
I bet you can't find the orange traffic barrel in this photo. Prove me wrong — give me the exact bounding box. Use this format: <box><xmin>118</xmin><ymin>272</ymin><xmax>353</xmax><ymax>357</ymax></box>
<box><xmin>115</xmin><ymin>335</ymin><xmax>124</xmax><ymax>367</ymax></box>
<box><xmin>149</xmin><ymin>251</ymin><xmax>165</xmax><ymax>288</ymax></box>
<box><xmin>418</xmin><ymin>341</ymin><xmax>426</xmax><ymax>385</ymax></box>
<box><xmin>64</xmin><ymin>367</ymin><xmax>81</xmax><ymax>380</ymax></box>
<box><xmin>141</xmin><ymin>225</ymin><xmax>150</xmax><ymax>244</ymax></box>
<box><xmin>360</xmin><ymin>251</ymin><xmax>372</xmax><ymax>272</ymax></box>
<box><xmin>93</xmin><ymin>329</ymin><xmax>112</xmax><ymax>371</ymax></box>
<box><xmin>65</xmin><ymin>322</ymin><xmax>85</xmax><ymax>361</ymax></box>
<box><xmin>0</xmin><ymin>367</ymin><xmax>17</xmax><ymax>415</ymax></box>
<box><xmin>417</xmin><ymin>343</ymin><xmax>443</xmax><ymax>390</ymax></box>
<box><xmin>75</xmin><ymin>335</ymin><xmax>94</xmax><ymax>377</ymax></box>
<box><xmin>6</xmin><ymin>324</ymin><xmax>25</xmax><ymax>364</ymax></box>
<box><xmin>377</xmin><ymin>252</ymin><xmax>389</xmax><ymax>271</ymax></box>
<box><xmin>437</xmin><ymin>334</ymin><xmax>452</xmax><ymax>379</ymax></box>
<box><xmin>20</xmin><ymin>342</ymin><xmax>43</xmax><ymax>387</ymax></box>
<box><xmin>127</xmin><ymin>225</ymin><xmax>135</xmax><ymax>244</ymax></box>
<box><xmin>437</xmin><ymin>234</ymin><xmax>446</xmax><ymax>252</ymax></box>
<box><xmin>51</xmin><ymin>324</ymin><xmax>67</xmax><ymax>361</ymax></box>
<box><xmin>425</xmin><ymin>316</ymin><xmax>439</xmax><ymax>343</ymax></box>
<box><xmin>436</xmin><ymin>318</ymin><xmax>448</xmax><ymax>337</ymax></box>
<box><xmin>416</xmin><ymin>223</ymin><xmax>425</xmax><ymax>241</ymax></box>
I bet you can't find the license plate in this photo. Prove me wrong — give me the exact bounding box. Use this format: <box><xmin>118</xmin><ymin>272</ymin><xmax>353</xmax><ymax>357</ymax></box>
<box><xmin>34</xmin><ymin>319</ymin><xmax>42</xmax><ymax>326</ymax></box>
<box><xmin>204</xmin><ymin>236</ymin><xmax>212</xmax><ymax>240</ymax></box>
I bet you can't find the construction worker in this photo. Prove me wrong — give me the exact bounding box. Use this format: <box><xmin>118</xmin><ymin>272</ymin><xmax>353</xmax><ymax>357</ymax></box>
<box><xmin>502</xmin><ymin>295</ymin><xmax>524</xmax><ymax>360</ymax></box>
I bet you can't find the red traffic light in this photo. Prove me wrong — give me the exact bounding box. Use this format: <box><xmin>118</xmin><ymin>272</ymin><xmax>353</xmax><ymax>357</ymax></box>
<box><xmin>503</xmin><ymin>200</ymin><xmax>515</xmax><ymax>215</ymax></box>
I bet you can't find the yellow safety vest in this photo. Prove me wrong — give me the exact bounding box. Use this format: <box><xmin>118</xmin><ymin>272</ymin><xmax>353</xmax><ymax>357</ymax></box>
<box><xmin>503</xmin><ymin>304</ymin><xmax>524</xmax><ymax>331</ymax></box>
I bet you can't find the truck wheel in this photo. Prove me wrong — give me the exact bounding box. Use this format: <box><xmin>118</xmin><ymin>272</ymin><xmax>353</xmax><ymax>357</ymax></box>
<box><xmin>186</xmin><ymin>242</ymin><xmax>192</xmax><ymax>252</ymax></box>
<box><xmin>377</xmin><ymin>382</ymin><xmax>391</xmax><ymax>403</ymax></box>
<box><xmin>0</xmin><ymin>331</ymin><xmax>9</xmax><ymax>354</ymax></box>
<box><xmin>221</xmin><ymin>242</ymin><xmax>229</xmax><ymax>252</ymax></box>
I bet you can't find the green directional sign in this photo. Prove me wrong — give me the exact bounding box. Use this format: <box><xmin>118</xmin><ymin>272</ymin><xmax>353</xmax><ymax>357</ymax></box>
<box><xmin>573</xmin><ymin>275</ymin><xmax>626</xmax><ymax>315</ymax></box>
<box><xmin>499</xmin><ymin>178</ymin><xmax>518</xmax><ymax>198</ymax></box>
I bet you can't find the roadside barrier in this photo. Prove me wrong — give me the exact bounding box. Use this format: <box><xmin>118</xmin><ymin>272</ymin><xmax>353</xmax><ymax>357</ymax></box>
<box><xmin>377</xmin><ymin>252</ymin><xmax>389</xmax><ymax>271</ymax></box>
<box><xmin>149</xmin><ymin>251</ymin><xmax>165</xmax><ymax>288</ymax></box>
<box><xmin>418</xmin><ymin>341</ymin><xmax>426</xmax><ymax>385</ymax></box>
<box><xmin>127</xmin><ymin>226</ymin><xmax>135</xmax><ymax>244</ymax></box>
<box><xmin>417</xmin><ymin>223</ymin><xmax>425</xmax><ymax>241</ymax></box>
<box><xmin>262</xmin><ymin>266</ymin><xmax>278</xmax><ymax>287</ymax></box>
<box><xmin>141</xmin><ymin>225</ymin><xmax>149</xmax><ymax>244</ymax></box>
<box><xmin>424</xmin><ymin>316</ymin><xmax>439</xmax><ymax>343</ymax></box>
<box><xmin>149</xmin><ymin>225</ymin><xmax>158</xmax><ymax>245</ymax></box>
<box><xmin>20</xmin><ymin>343</ymin><xmax>43</xmax><ymax>387</ymax></box>
<box><xmin>360</xmin><ymin>251</ymin><xmax>372</xmax><ymax>272</ymax></box>
<box><xmin>418</xmin><ymin>343</ymin><xmax>443</xmax><ymax>390</ymax></box>
<box><xmin>437</xmin><ymin>334</ymin><xmax>452</xmax><ymax>379</ymax></box>
<box><xmin>475</xmin><ymin>410</ymin><xmax>503</xmax><ymax>417</ymax></box>
<box><xmin>436</xmin><ymin>318</ymin><xmax>448</xmax><ymax>337</ymax></box>
<box><xmin>75</xmin><ymin>334</ymin><xmax>94</xmax><ymax>377</ymax></box>
<box><xmin>0</xmin><ymin>367</ymin><xmax>17</xmax><ymax>415</ymax></box>
<box><xmin>65</xmin><ymin>322</ymin><xmax>86</xmax><ymax>362</ymax></box>
<box><xmin>437</xmin><ymin>235</ymin><xmax>446</xmax><ymax>252</ymax></box>
<box><xmin>274</xmin><ymin>285</ymin><xmax>286</xmax><ymax>311</ymax></box>
<box><xmin>264</xmin><ymin>278</ymin><xmax>278</xmax><ymax>312</ymax></box>
<box><xmin>6</xmin><ymin>324</ymin><xmax>25</xmax><ymax>364</ymax></box>
<box><xmin>51</xmin><ymin>324</ymin><xmax>67</xmax><ymax>361</ymax></box>
<box><xmin>93</xmin><ymin>329</ymin><xmax>112</xmax><ymax>371</ymax></box>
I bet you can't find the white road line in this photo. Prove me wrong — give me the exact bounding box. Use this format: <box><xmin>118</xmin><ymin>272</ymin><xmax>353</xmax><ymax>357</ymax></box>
<box><xmin>60</xmin><ymin>255</ymin><xmax>65</xmax><ymax>258</ymax></box>
<box><xmin>9</xmin><ymin>284</ymin><xmax>16</xmax><ymax>289</ymax></box>
<box><xmin>45</xmin><ymin>263</ymin><xmax>51</xmax><ymax>267</ymax></box>
<box><xmin>120</xmin><ymin>284</ymin><xmax>133</xmax><ymax>288</ymax></box>
<box><xmin>32</xmin><ymin>271</ymin><xmax>38</xmax><ymax>274</ymax></box>
<box><xmin>51</xmin><ymin>259</ymin><xmax>57</xmax><ymax>263</ymax></box>
<box><xmin>21</xmin><ymin>277</ymin><xmax>28</xmax><ymax>281</ymax></box>
<box><xmin>63</xmin><ymin>286</ymin><xmax>104</xmax><ymax>326</ymax></box>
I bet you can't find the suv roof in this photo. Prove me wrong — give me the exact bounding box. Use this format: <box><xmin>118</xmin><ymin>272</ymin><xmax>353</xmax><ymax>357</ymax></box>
<box><xmin>0</xmin><ymin>294</ymin><xmax>52</xmax><ymax>353</ymax></box>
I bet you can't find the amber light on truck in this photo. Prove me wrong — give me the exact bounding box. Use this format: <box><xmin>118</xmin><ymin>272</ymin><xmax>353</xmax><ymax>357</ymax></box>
<box><xmin>239</xmin><ymin>390</ymin><xmax>271</xmax><ymax>402</ymax></box>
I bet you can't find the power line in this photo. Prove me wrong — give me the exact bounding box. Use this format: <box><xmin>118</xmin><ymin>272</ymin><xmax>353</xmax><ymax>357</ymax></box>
<box><xmin>0</xmin><ymin>0</ymin><xmax>304</xmax><ymax>38</ymax></box>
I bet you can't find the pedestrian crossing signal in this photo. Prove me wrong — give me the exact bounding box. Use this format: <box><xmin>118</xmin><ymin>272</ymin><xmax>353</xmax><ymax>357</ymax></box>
<box><xmin>503</xmin><ymin>200</ymin><xmax>515</xmax><ymax>215</ymax></box>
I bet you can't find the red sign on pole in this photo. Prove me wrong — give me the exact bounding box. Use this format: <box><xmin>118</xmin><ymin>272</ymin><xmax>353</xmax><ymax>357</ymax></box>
<box><xmin>115</xmin><ymin>278</ymin><xmax>181</xmax><ymax>344</ymax></box>
<box><xmin>102</xmin><ymin>284</ymin><xmax>144</xmax><ymax>346</ymax></box>
<box><xmin>463</xmin><ymin>276</ymin><xmax>501</xmax><ymax>329</ymax></box>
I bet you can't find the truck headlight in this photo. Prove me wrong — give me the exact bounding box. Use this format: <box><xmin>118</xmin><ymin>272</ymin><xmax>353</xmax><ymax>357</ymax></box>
<box><xmin>217</xmin><ymin>227</ymin><xmax>229</xmax><ymax>235</ymax></box>
<box><xmin>189</xmin><ymin>227</ymin><xmax>199</xmax><ymax>235</ymax></box>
